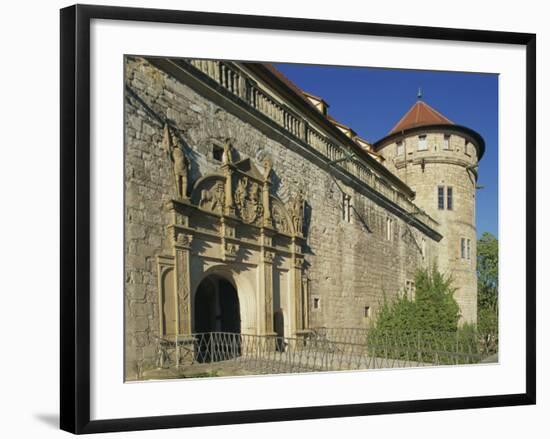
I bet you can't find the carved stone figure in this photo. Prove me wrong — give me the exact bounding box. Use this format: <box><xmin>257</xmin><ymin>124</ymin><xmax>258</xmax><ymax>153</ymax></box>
<box><xmin>290</xmin><ymin>190</ymin><xmax>305</xmax><ymax>236</ymax></box>
<box><xmin>235</xmin><ymin>177</ymin><xmax>248</xmax><ymax>212</ymax></box>
<box><xmin>263</xmin><ymin>159</ymin><xmax>272</xmax><ymax>181</ymax></box>
<box><xmin>163</xmin><ymin>123</ymin><xmax>189</xmax><ymax>199</ymax></box>
<box><xmin>250</xmin><ymin>182</ymin><xmax>260</xmax><ymax>207</ymax></box>
<box><xmin>199</xmin><ymin>181</ymin><xmax>225</xmax><ymax>213</ymax></box>
<box><xmin>272</xmin><ymin>204</ymin><xmax>289</xmax><ymax>234</ymax></box>
<box><xmin>222</xmin><ymin>139</ymin><xmax>233</xmax><ymax>164</ymax></box>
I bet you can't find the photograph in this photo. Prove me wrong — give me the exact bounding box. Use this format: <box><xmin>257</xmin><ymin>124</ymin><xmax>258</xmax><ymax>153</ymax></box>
<box><xmin>124</xmin><ymin>56</ymin><xmax>499</xmax><ymax>381</ymax></box>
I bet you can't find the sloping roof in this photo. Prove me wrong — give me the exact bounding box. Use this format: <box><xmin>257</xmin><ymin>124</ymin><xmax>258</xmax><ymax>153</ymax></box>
<box><xmin>389</xmin><ymin>101</ymin><xmax>453</xmax><ymax>134</ymax></box>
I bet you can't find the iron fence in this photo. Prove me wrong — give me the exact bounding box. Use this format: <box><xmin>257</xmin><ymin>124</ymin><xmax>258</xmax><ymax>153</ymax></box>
<box><xmin>154</xmin><ymin>329</ymin><xmax>497</xmax><ymax>376</ymax></box>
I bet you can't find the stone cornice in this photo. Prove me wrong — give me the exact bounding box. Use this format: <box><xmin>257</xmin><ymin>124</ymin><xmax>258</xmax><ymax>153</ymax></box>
<box><xmin>374</xmin><ymin>124</ymin><xmax>485</xmax><ymax>161</ymax></box>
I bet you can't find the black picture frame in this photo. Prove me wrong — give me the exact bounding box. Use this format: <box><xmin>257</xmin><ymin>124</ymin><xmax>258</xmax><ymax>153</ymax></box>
<box><xmin>60</xmin><ymin>4</ymin><xmax>536</xmax><ymax>434</ymax></box>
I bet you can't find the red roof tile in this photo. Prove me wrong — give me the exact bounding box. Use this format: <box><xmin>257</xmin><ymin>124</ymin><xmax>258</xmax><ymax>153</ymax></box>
<box><xmin>389</xmin><ymin>101</ymin><xmax>453</xmax><ymax>134</ymax></box>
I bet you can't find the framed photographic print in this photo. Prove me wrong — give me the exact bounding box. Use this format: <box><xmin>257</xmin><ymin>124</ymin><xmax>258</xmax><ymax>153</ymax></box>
<box><xmin>60</xmin><ymin>4</ymin><xmax>536</xmax><ymax>434</ymax></box>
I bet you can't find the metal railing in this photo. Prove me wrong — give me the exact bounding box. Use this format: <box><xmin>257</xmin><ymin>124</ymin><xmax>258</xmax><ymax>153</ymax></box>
<box><xmin>154</xmin><ymin>330</ymin><xmax>496</xmax><ymax>376</ymax></box>
<box><xmin>186</xmin><ymin>59</ymin><xmax>438</xmax><ymax>231</ymax></box>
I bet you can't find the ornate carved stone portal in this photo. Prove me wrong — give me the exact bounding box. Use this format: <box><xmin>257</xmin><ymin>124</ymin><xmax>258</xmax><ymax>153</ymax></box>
<box><xmin>157</xmin><ymin>147</ymin><xmax>309</xmax><ymax>342</ymax></box>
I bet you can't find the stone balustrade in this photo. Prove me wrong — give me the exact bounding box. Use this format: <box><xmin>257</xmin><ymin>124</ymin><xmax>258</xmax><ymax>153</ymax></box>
<box><xmin>188</xmin><ymin>59</ymin><xmax>437</xmax><ymax>231</ymax></box>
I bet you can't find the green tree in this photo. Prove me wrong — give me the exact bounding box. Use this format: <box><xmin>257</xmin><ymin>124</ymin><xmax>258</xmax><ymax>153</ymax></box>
<box><xmin>477</xmin><ymin>232</ymin><xmax>499</xmax><ymax>338</ymax></box>
<box><xmin>368</xmin><ymin>266</ymin><xmax>467</xmax><ymax>363</ymax></box>
<box><xmin>372</xmin><ymin>265</ymin><xmax>460</xmax><ymax>334</ymax></box>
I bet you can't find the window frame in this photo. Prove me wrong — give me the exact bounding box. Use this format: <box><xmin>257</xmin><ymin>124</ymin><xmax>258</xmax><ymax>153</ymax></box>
<box><xmin>212</xmin><ymin>144</ymin><xmax>224</xmax><ymax>161</ymax></box>
<box><xmin>396</xmin><ymin>140</ymin><xmax>404</xmax><ymax>156</ymax></box>
<box><xmin>417</xmin><ymin>134</ymin><xmax>428</xmax><ymax>151</ymax></box>
<box><xmin>447</xmin><ymin>186</ymin><xmax>453</xmax><ymax>210</ymax></box>
<box><xmin>438</xmin><ymin>186</ymin><xmax>445</xmax><ymax>210</ymax></box>
<box><xmin>386</xmin><ymin>217</ymin><xmax>393</xmax><ymax>241</ymax></box>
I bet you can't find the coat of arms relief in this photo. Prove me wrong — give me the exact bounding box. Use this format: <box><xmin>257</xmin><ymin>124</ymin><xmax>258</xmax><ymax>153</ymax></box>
<box><xmin>234</xmin><ymin>176</ymin><xmax>264</xmax><ymax>225</ymax></box>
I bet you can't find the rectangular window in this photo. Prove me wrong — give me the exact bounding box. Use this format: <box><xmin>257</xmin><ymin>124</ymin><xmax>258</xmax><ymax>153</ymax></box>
<box><xmin>386</xmin><ymin>217</ymin><xmax>393</xmax><ymax>241</ymax></box>
<box><xmin>467</xmin><ymin>239</ymin><xmax>471</xmax><ymax>260</ymax></box>
<box><xmin>405</xmin><ymin>281</ymin><xmax>415</xmax><ymax>300</ymax></box>
<box><xmin>461</xmin><ymin>238</ymin><xmax>466</xmax><ymax>259</ymax></box>
<box><xmin>443</xmin><ymin>135</ymin><xmax>450</xmax><ymax>150</ymax></box>
<box><xmin>313</xmin><ymin>297</ymin><xmax>320</xmax><ymax>310</ymax></box>
<box><xmin>396</xmin><ymin>141</ymin><xmax>404</xmax><ymax>156</ymax></box>
<box><xmin>342</xmin><ymin>194</ymin><xmax>351</xmax><ymax>223</ymax></box>
<box><xmin>438</xmin><ymin>186</ymin><xmax>445</xmax><ymax>210</ymax></box>
<box><xmin>418</xmin><ymin>135</ymin><xmax>428</xmax><ymax>151</ymax></box>
<box><xmin>364</xmin><ymin>306</ymin><xmax>371</xmax><ymax>318</ymax></box>
<box><xmin>212</xmin><ymin>144</ymin><xmax>224</xmax><ymax>161</ymax></box>
<box><xmin>447</xmin><ymin>186</ymin><xmax>453</xmax><ymax>210</ymax></box>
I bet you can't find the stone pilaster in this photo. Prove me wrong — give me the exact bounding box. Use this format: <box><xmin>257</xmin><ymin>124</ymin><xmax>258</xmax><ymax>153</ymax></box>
<box><xmin>262</xmin><ymin>180</ymin><xmax>272</xmax><ymax>228</ymax></box>
<box><xmin>222</xmin><ymin>164</ymin><xmax>235</xmax><ymax>216</ymax></box>
<box><xmin>259</xmin><ymin>230</ymin><xmax>276</xmax><ymax>336</ymax></box>
<box><xmin>291</xmin><ymin>237</ymin><xmax>305</xmax><ymax>334</ymax></box>
<box><xmin>173</xmin><ymin>229</ymin><xmax>193</xmax><ymax>336</ymax></box>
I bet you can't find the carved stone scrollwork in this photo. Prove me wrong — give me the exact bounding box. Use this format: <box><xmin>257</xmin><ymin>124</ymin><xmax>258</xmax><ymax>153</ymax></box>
<box><xmin>263</xmin><ymin>250</ymin><xmax>275</xmax><ymax>263</ymax></box>
<box><xmin>294</xmin><ymin>256</ymin><xmax>304</xmax><ymax>269</ymax></box>
<box><xmin>222</xmin><ymin>241</ymin><xmax>240</xmax><ymax>261</ymax></box>
<box><xmin>175</xmin><ymin>231</ymin><xmax>193</xmax><ymax>248</ymax></box>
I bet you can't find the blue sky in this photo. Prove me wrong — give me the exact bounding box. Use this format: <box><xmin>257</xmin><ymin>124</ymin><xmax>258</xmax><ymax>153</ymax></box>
<box><xmin>273</xmin><ymin>63</ymin><xmax>499</xmax><ymax>238</ymax></box>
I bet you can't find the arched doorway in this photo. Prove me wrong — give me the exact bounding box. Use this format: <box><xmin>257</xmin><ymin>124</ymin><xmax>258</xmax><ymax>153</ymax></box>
<box><xmin>194</xmin><ymin>274</ymin><xmax>241</xmax><ymax>362</ymax></box>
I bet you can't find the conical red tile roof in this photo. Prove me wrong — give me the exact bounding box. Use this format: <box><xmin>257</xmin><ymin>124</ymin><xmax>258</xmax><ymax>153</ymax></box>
<box><xmin>389</xmin><ymin>101</ymin><xmax>453</xmax><ymax>134</ymax></box>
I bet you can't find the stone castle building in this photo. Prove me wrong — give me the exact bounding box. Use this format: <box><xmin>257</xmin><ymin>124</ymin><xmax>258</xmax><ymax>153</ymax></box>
<box><xmin>124</xmin><ymin>56</ymin><xmax>484</xmax><ymax>377</ymax></box>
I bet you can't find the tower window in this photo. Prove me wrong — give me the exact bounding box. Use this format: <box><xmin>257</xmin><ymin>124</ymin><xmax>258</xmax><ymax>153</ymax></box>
<box><xmin>438</xmin><ymin>186</ymin><xmax>445</xmax><ymax>210</ymax></box>
<box><xmin>447</xmin><ymin>187</ymin><xmax>453</xmax><ymax>210</ymax></box>
<box><xmin>466</xmin><ymin>239</ymin><xmax>471</xmax><ymax>259</ymax></box>
<box><xmin>364</xmin><ymin>306</ymin><xmax>371</xmax><ymax>318</ymax></box>
<box><xmin>443</xmin><ymin>135</ymin><xmax>451</xmax><ymax>150</ymax></box>
<box><xmin>418</xmin><ymin>135</ymin><xmax>428</xmax><ymax>151</ymax></box>
<box><xmin>396</xmin><ymin>140</ymin><xmax>404</xmax><ymax>156</ymax></box>
<box><xmin>461</xmin><ymin>238</ymin><xmax>466</xmax><ymax>259</ymax></box>
<box><xmin>212</xmin><ymin>144</ymin><xmax>224</xmax><ymax>161</ymax></box>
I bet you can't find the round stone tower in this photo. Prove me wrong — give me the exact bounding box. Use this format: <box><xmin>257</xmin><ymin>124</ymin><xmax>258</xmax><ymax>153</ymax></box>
<box><xmin>374</xmin><ymin>99</ymin><xmax>485</xmax><ymax>324</ymax></box>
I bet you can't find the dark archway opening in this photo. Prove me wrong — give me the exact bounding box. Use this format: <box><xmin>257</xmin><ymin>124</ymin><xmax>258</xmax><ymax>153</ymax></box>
<box><xmin>194</xmin><ymin>275</ymin><xmax>241</xmax><ymax>362</ymax></box>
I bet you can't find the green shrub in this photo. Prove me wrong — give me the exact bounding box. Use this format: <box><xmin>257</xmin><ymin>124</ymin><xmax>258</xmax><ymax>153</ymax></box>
<box><xmin>367</xmin><ymin>266</ymin><xmax>481</xmax><ymax>364</ymax></box>
<box><xmin>371</xmin><ymin>265</ymin><xmax>460</xmax><ymax>335</ymax></box>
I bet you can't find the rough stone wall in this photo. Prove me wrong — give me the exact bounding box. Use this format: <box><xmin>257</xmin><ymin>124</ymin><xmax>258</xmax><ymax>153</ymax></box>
<box><xmin>377</xmin><ymin>131</ymin><xmax>479</xmax><ymax>323</ymax></box>
<box><xmin>124</xmin><ymin>56</ymin><xmax>438</xmax><ymax>377</ymax></box>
